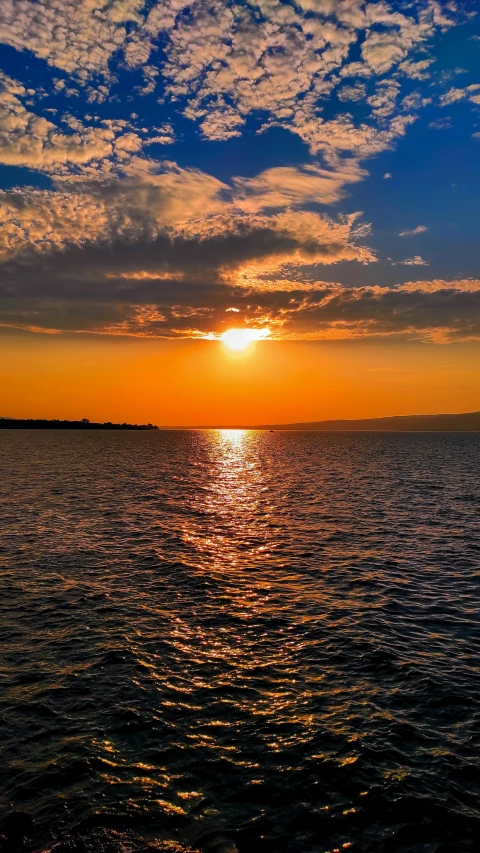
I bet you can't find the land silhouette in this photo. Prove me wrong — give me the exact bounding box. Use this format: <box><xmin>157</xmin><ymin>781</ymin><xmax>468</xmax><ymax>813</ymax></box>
<box><xmin>0</xmin><ymin>418</ymin><xmax>158</xmax><ymax>430</ymax></box>
<box><xmin>169</xmin><ymin>412</ymin><xmax>480</xmax><ymax>431</ymax></box>
<box><xmin>3</xmin><ymin>413</ymin><xmax>478</xmax><ymax>430</ymax></box>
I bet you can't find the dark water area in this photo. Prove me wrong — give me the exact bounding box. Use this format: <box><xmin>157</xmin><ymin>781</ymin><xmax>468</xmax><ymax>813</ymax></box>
<box><xmin>0</xmin><ymin>430</ymin><xmax>479</xmax><ymax>853</ymax></box>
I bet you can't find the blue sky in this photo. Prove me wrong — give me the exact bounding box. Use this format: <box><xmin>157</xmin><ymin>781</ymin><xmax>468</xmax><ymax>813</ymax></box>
<box><xmin>0</xmin><ymin>0</ymin><xmax>479</xmax><ymax>342</ymax></box>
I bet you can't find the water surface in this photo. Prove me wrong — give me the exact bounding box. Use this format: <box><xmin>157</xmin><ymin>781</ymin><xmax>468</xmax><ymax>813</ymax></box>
<box><xmin>0</xmin><ymin>430</ymin><xmax>479</xmax><ymax>852</ymax></box>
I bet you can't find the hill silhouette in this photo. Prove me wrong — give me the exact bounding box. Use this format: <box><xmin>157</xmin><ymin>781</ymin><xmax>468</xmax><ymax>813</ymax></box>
<box><xmin>169</xmin><ymin>412</ymin><xmax>480</xmax><ymax>431</ymax></box>
<box><xmin>246</xmin><ymin>412</ymin><xmax>480</xmax><ymax>431</ymax></box>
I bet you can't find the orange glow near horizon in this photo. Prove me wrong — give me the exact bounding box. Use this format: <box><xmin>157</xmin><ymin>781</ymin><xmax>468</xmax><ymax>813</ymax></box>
<box><xmin>0</xmin><ymin>331</ymin><xmax>479</xmax><ymax>426</ymax></box>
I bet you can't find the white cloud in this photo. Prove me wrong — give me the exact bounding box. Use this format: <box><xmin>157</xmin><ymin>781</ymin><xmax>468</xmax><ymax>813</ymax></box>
<box><xmin>0</xmin><ymin>2</ymin><xmax>477</xmax><ymax>344</ymax></box>
<box><xmin>0</xmin><ymin>160</ymin><xmax>375</xmax><ymax>269</ymax></box>
<box><xmin>401</xmin><ymin>92</ymin><xmax>431</xmax><ymax>111</ymax></box>
<box><xmin>429</xmin><ymin>117</ymin><xmax>452</xmax><ymax>129</ymax></box>
<box><xmin>0</xmin><ymin>0</ymin><xmax>145</xmax><ymax>74</ymax></box>
<box><xmin>399</xmin><ymin>58</ymin><xmax>434</xmax><ymax>80</ymax></box>
<box><xmin>0</xmin><ymin>73</ymin><xmax>184</xmax><ymax>175</ymax></box>
<box><xmin>399</xmin><ymin>279</ymin><xmax>480</xmax><ymax>292</ymax></box>
<box><xmin>337</xmin><ymin>84</ymin><xmax>366</xmax><ymax>102</ymax></box>
<box><xmin>367</xmin><ymin>80</ymin><xmax>400</xmax><ymax>119</ymax></box>
<box><xmin>399</xmin><ymin>225</ymin><xmax>428</xmax><ymax>236</ymax></box>
<box><xmin>0</xmin><ymin>73</ymin><xmax>120</xmax><ymax>171</ymax></box>
<box><xmin>394</xmin><ymin>255</ymin><xmax>429</xmax><ymax>266</ymax></box>
<box><xmin>0</xmin><ymin>0</ymin><xmax>466</xmax><ymax>185</ymax></box>
<box><xmin>440</xmin><ymin>84</ymin><xmax>480</xmax><ymax>106</ymax></box>
<box><xmin>232</xmin><ymin>161</ymin><xmax>367</xmax><ymax>211</ymax></box>
<box><xmin>119</xmin><ymin>0</ymin><xmax>458</xmax><ymax>160</ymax></box>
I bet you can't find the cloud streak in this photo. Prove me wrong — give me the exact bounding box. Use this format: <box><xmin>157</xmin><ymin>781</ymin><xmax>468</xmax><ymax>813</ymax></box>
<box><xmin>1</xmin><ymin>275</ymin><xmax>478</xmax><ymax>343</ymax></box>
<box><xmin>399</xmin><ymin>225</ymin><xmax>428</xmax><ymax>236</ymax></box>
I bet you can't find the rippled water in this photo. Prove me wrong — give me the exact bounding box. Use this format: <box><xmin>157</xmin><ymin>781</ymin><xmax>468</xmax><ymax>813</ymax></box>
<box><xmin>0</xmin><ymin>430</ymin><xmax>479</xmax><ymax>853</ymax></box>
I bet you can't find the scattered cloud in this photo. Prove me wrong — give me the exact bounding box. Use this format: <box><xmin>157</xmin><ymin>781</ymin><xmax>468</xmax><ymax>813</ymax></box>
<box><xmin>367</xmin><ymin>80</ymin><xmax>400</xmax><ymax>119</ymax></box>
<box><xmin>0</xmin><ymin>1</ymin><xmax>477</xmax><ymax>347</ymax></box>
<box><xmin>394</xmin><ymin>255</ymin><xmax>429</xmax><ymax>266</ymax></box>
<box><xmin>399</xmin><ymin>279</ymin><xmax>480</xmax><ymax>293</ymax></box>
<box><xmin>440</xmin><ymin>84</ymin><xmax>480</xmax><ymax>106</ymax></box>
<box><xmin>144</xmin><ymin>123</ymin><xmax>176</xmax><ymax>145</ymax></box>
<box><xmin>429</xmin><ymin>117</ymin><xmax>452</xmax><ymax>130</ymax></box>
<box><xmin>0</xmin><ymin>72</ymin><xmax>147</xmax><ymax>174</ymax></box>
<box><xmin>0</xmin><ymin>0</ymin><xmax>145</xmax><ymax>74</ymax></box>
<box><xmin>399</xmin><ymin>58</ymin><xmax>434</xmax><ymax>80</ymax></box>
<box><xmin>337</xmin><ymin>84</ymin><xmax>366</xmax><ymax>102</ymax></box>
<box><xmin>232</xmin><ymin>162</ymin><xmax>368</xmax><ymax>211</ymax></box>
<box><xmin>0</xmin><ymin>0</ymin><xmax>463</xmax><ymax>167</ymax></box>
<box><xmin>399</xmin><ymin>225</ymin><xmax>428</xmax><ymax>236</ymax></box>
<box><xmin>0</xmin><ymin>161</ymin><xmax>375</xmax><ymax>267</ymax></box>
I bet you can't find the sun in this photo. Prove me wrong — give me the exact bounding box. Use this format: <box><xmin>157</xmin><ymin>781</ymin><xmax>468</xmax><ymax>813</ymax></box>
<box><xmin>220</xmin><ymin>328</ymin><xmax>270</xmax><ymax>350</ymax></box>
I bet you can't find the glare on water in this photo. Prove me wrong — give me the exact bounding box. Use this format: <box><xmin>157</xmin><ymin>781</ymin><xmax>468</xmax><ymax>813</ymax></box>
<box><xmin>0</xmin><ymin>429</ymin><xmax>479</xmax><ymax>853</ymax></box>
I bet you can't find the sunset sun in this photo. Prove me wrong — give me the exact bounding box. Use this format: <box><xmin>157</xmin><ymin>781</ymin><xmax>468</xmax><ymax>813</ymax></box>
<box><xmin>220</xmin><ymin>328</ymin><xmax>271</xmax><ymax>350</ymax></box>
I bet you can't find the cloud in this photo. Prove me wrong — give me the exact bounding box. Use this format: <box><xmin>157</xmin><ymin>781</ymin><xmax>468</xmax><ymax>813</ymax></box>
<box><xmin>0</xmin><ymin>272</ymin><xmax>478</xmax><ymax>344</ymax></box>
<box><xmin>0</xmin><ymin>166</ymin><xmax>477</xmax><ymax>343</ymax></box>
<box><xmin>232</xmin><ymin>161</ymin><xmax>367</xmax><ymax>211</ymax></box>
<box><xmin>153</xmin><ymin>0</ymin><xmax>460</xmax><ymax>164</ymax></box>
<box><xmin>0</xmin><ymin>72</ymin><xmax>147</xmax><ymax>174</ymax></box>
<box><xmin>0</xmin><ymin>1</ymin><xmax>476</xmax><ymax>346</ymax></box>
<box><xmin>337</xmin><ymin>84</ymin><xmax>366</xmax><ymax>102</ymax></box>
<box><xmin>399</xmin><ymin>225</ymin><xmax>428</xmax><ymax>236</ymax></box>
<box><xmin>401</xmin><ymin>92</ymin><xmax>431</xmax><ymax>111</ymax></box>
<box><xmin>0</xmin><ymin>162</ymin><xmax>227</xmax><ymax>261</ymax></box>
<box><xmin>0</xmin><ymin>0</ymin><xmax>457</xmax><ymax>155</ymax></box>
<box><xmin>399</xmin><ymin>58</ymin><xmax>434</xmax><ymax>80</ymax></box>
<box><xmin>367</xmin><ymin>80</ymin><xmax>400</xmax><ymax>118</ymax></box>
<box><xmin>394</xmin><ymin>255</ymin><xmax>429</xmax><ymax>266</ymax></box>
<box><xmin>0</xmin><ymin>160</ymin><xmax>375</xmax><ymax>271</ymax></box>
<box><xmin>0</xmin><ymin>0</ymin><xmax>145</xmax><ymax>74</ymax></box>
<box><xmin>429</xmin><ymin>117</ymin><xmax>452</xmax><ymax>130</ymax></box>
<box><xmin>399</xmin><ymin>279</ymin><xmax>480</xmax><ymax>293</ymax></box>
<box><xmin>440</xmin><ymin>84</ymin><xmax>480</xmax><ymax>106</ymax></box>
<box><xmin>0</xmin><ymin>0</ymin><xmax>468</xmax><ymax>194</ymax></box>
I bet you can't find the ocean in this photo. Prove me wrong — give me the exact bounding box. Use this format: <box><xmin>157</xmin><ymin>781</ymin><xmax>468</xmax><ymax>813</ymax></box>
<box><xmin>0</xmin><ymin>429</ymin><xmax>479</xmax><ymax>853</ymax></box>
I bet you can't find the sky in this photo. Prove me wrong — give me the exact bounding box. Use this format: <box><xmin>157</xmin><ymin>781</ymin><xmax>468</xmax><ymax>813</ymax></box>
<box><xmin>0</xmin><ymin>0</ymin><xmax>479</xmax><ymax>425</ymax></box>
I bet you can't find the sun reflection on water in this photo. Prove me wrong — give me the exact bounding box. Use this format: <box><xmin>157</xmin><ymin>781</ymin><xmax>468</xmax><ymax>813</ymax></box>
<box><xmin>217</xmin><ymin>428</ymin><xmax>247</xmax><ymax>443</ymax></box>
<box><xmin>178</xmin><ymin>429</ymin><xmax>273</xmax><ymax>582</ymax></box>
<box><xmin>2</xmin><ymin>432</ymin><xmax>477</xmax><ymax>852</ymax></box>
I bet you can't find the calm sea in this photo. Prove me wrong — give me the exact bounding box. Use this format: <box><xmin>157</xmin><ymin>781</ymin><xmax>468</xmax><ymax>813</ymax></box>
<box><xmin>0</xmin><ymin>430</ymin><xmax>479</xmax><ymax>853</ymax></box>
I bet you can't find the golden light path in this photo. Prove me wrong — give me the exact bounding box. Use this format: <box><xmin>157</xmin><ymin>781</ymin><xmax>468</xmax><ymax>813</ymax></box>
<box><xmin>220</xmin><ymin>328</ymin><xmax>270</xmax><ymax>350</ymax></box>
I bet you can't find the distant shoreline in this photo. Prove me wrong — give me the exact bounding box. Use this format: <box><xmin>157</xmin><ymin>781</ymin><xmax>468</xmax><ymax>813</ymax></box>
<box><xmin>163</xmin><ymin>412</ymin><xmax>480</xmax><ymax>431</ymax></box>
<box><xmin>1</xmin><ymin>413</ymin><xmax>479</xmax><ymax>431</ymax></box>
<box><xmin>0</xmin><ymin>419</ymin><xmax>158</xmax><ymax>430</ymax></box>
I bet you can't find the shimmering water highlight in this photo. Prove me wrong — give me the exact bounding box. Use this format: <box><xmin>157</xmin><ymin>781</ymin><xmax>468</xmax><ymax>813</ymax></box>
<box><xmin>0</xmin><ymin>430</ymin><xmax>479</xmax><ymax>853</ymax></box>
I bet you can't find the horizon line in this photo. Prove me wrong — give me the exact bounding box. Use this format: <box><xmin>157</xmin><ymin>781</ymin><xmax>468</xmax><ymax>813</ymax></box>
<box><xmin>2</xmin><ymin>411</ymin><xmax>480</xmax><ymax>431</ymax></box>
